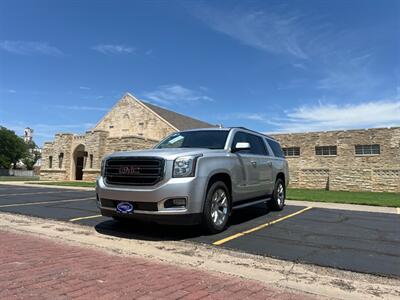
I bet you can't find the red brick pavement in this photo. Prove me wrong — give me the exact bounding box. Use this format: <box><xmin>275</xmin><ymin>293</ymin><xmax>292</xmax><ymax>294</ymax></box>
<box><xmin>0</xmin><ymin>230</ymin><xmax>315</xmax><ymax>299</ymax></box>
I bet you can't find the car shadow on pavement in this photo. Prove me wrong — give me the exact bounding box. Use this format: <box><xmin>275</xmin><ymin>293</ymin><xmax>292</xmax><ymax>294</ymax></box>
<box><xmin>94</xmin><ymin>203</ymin><xmax>271</xmax><ymax>242</ymax></box>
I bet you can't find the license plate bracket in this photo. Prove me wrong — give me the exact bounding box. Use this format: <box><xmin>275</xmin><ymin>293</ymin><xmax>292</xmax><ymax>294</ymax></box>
<box><xmin>116</xmin><ymin>202</ymin><xmax>134</xmax><ymax>214</ymax></box>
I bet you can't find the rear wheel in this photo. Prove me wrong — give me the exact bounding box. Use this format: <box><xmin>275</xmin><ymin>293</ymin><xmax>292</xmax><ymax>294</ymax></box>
<box><xmin>202</xmin><ymin>181</ymin><xmax>231</xmax><ymax>233</ymax></box>
<box><xmin>268</xmin><ymin>178</ymin><xmax>285</xmax><ymax>211</ymax></box>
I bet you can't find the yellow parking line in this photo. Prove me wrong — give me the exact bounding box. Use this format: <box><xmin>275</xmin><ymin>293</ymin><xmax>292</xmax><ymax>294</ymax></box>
<box><xmin>0</xmin><ymin>197</ymin><xmax>95</xmax><ymax>208</ymax></box>
<box><xmin>69</xmin><ymin>214</ymin><xmax>103</xmax><ymax>222</ymax></box>
<box><xmin>213</xmin><ymin>206</ymin><xmax>313</xmax><ymax>246</ymax></box>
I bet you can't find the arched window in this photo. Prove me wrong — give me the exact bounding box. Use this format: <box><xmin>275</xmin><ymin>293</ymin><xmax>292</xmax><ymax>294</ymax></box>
<box><xmin>122</xmin><ymin>114</ymin><xmax>130</xmax><ymax>131</ymax></box>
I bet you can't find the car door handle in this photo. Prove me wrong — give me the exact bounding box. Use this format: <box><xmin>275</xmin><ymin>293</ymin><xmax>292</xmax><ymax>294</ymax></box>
<box><xmin>251</xmin><ymin>161</ymin><xmax>257</xmax><ymax>167</ymax></box>
<box><xmin>267</xmin><ymin>161</ymin><xmax>273</xmax><ymax>166</ymax></box>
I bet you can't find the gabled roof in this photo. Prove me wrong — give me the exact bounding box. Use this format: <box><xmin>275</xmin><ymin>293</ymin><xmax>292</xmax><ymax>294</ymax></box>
<box><xmin>140</xmin><ymin>100</ymin><xmax>217</xmax><ymax>130</ymax></box>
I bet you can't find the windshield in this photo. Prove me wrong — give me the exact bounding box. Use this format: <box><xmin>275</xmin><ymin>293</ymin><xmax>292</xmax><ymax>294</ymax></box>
<box><xmin>156</xmin><ymin>130</ymin><xmax>229</xmax><ymax>149</ymax></box>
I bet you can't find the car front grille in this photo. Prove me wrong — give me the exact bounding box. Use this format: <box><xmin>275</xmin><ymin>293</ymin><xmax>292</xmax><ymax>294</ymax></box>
<box><xmin>105</xmin><ymin>157</ymin><xmax>165</xmax><ymax>186</ymax></box>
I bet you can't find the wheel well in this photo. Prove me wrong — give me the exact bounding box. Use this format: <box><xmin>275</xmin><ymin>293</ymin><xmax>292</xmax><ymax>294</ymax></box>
<box><xmin>207</xmin><ymin>173</ymin><xmax>232</xmax><ymax>198</ymax></box>
<box><xmin>276</xmin><ymin>172</ymin><xmax>285</xmax><ymax>184</ymax></box>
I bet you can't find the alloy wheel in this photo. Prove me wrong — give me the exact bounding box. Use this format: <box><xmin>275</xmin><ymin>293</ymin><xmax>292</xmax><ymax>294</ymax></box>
<box><xmin>277</xmin><ymin>183</ymin><xmax>285</xmax><ymax>206</ymax></box>
<box><xmin>210</xmin><ymin>188</ymin><xmax>228</xmax><ymax>226</ymax></box>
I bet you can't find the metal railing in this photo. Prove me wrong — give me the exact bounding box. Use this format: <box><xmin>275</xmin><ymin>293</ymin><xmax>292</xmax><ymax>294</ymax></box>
<box><xmin>0</xmin><ymin>169</ymin><xmax>35</xmax><ymax>177</ymax></box>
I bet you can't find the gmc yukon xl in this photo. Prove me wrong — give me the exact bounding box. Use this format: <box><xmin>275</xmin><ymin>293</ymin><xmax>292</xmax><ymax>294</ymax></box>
<box><xmin>96</xmin><ymin>127</ymin><xmax>289</xmax><ymax>233</ymax></box>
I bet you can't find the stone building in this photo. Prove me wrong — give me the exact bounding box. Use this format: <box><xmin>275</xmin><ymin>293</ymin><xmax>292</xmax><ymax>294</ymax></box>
<box><xmin>271</xmin><ymin>127</ymin><xmax>400</xmax><ymax>192</ymax></box>
<box><xmin>40</xmin><ymin>93</ymin><xmax>215</xmax><ymax>181</ymax></box>
<box><xmin>41</xmin><ymin>92</ymin><xmax>399</xmax><ymax>192</ymax></box>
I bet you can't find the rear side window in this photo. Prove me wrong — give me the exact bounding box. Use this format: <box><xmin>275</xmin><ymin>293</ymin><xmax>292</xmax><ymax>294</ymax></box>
<box><xmin>266</xmin><ymin>139</ymin><xmax>285</xmax><ymax>158</ymax></box>
<box><xmin>247</xmin><ymin>134</ymin><xmax>268</xmax><ymax>155</ymax></box>
<box><xmin>232</xmin><ymin>132</ymin><xmax>268</xmax><ymax>155</ymax></box>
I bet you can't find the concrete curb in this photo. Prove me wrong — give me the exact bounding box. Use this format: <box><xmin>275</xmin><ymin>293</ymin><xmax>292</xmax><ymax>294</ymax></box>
<box><xmin>0</xmin><ymin>181</ymin><xmax>95</xmax><ymax>191</ymax></box>
<box><xmin>287</xmin><ymin>200</ymin><xmax>399</xmax><ymax>214</ymax></box>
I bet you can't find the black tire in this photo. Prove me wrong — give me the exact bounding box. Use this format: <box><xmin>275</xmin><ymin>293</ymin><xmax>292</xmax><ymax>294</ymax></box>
<box><xmin>202</xmin><ymin>181</ymin><xmax>231</xmax><ymax>234</ymax></box>
<box><xmin>268</xmin><ymin>178</ymin><xmax>285</xmax><ymax>211</ymax></box>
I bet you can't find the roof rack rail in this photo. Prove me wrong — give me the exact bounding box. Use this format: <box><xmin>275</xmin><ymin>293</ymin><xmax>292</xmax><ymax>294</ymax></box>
<box><xmin>229</xmin><ymin>127</ymin><xmax>277</xmax><ymax>141</ymax></box>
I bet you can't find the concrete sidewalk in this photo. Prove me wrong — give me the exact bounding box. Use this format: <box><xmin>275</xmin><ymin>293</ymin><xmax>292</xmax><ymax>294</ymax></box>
<box><xmin>286</xmin><ymin>200</ymin><xmax>399</xmax><ymax>214</ymax></box>
<box><xmin>0</xmin><ymin>230</ymin><xmax>313</xmax><ymax>300</ymax></box>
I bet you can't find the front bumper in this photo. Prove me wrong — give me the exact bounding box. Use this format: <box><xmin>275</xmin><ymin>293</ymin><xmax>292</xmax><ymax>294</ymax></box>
<box><xmin>96</xmin><ymin>175</ymin><xmax>207</xmax><ymax>224</ymax></box>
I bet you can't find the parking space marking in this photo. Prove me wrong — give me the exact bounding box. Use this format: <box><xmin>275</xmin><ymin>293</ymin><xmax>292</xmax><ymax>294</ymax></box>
<box><xmin>69</xmin><ymin>214</ymin><xmax>103</xmax><ymax>222</ymax></box>
<box><xmin>0</xmin><ymin>190</ymin><xmax>87</xmax><ymax>197</ymax></box>
<box><xmin>213</xmin><ymin>206</ymin><xmax>313</xmax><ymax>246</ymax></box>
<box><xmin>0</xmin><ymin>190</ymin><xmax>88</xmax><ymax>197</ymax></box>
<box><xmin>0</xmin><ymin>197</ymin><xmax>95</xmax><ymax>208</ymax></box>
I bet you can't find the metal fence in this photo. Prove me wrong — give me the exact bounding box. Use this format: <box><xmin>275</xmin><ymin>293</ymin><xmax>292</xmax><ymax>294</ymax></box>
<box><xmin>0</xmin><ymin>169</ymin><xmax>35</xmax><ymax>177</ymax></box>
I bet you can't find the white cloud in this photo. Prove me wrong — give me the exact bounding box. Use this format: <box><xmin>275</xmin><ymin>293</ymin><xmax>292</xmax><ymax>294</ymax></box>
<box><xmin>92</xmin><ymin>44</ymin><xmax>135</xmax><ymax>55</ymax></box>
<box><xmin>219</xmin><ymin>113</ymin><xmax>267</xmax><ymax>122</ymax></box>
<box><xmin>7</xmin><ymin>89</ymin><xmax>16</xmax><ymax>93</ymax></box>
<box><xmin>194</xmin><ymin>7</ymin><xmax>308</xmax><ymax>59</ymax></box>
<box><xmin>222</xmin><ymin>100</ymin><xmax>400</xmax><ymax>133</ymax></box>
<box><xmin>292</xmin><ymin>63</ymin><xmax>307</xmax><ymax>70</ymax></box>
<box><xmin>316</xmin><ymin>51</ymin><xmax>377</xmax><ymax>95</ymax></box>
<box><xmin>193</xmin><ymin>5</ymin><xmax>392</xmax><ymax>100</ymax></box>
<box><xmin>0</xmin><ymin>40</ymin><xmax>63</xmax><ymax>56</ymax></box>
<box><xmin>143</xmin><ymin>84</ymin><xmax>213</xmax><ymax>106</ymax></box>
<box><xmin>53</xmin><ymin>105</ymin><xmax>108</xmax><ymax>111</ymax></box>
<box><xmin>79</xmin><ymin>86</ymin><xmax>91</xmax><ymax>90</ymax></box>
<box><xmin>278</xmin><ymin>100</ymin><xmax>400</xmax><ymax>132</ymax></box>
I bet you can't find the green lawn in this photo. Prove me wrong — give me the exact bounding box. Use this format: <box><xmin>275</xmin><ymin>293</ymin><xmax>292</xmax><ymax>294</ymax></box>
<box><xmin>29</xmin><ymin>181</ymin><xmax>96</xmax><ymax>187</ymax></box>
<box><xmin>0</xmin><ymin>176</ymin><xmax>40</xmax><ymax>181</ymax></box>
<box><xmin>287</xmin><ymin>188</ymin><xmax>400</xmax><ymax>207</ymax></box>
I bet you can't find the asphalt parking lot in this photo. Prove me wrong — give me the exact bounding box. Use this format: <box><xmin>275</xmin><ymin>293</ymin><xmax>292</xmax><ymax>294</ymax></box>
<box><xmin>1</xmin><ymin>184</ymin><xmax>399</xmax><ymax>278</ymax></box>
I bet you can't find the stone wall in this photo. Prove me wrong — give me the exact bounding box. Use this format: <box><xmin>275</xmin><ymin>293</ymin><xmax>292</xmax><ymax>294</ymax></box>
<box><xmin>93</xmin><ymin>94</ymin><xmax>176</xmax><ymax>140</ymax></box>
<box><xmin>271</xmin><ymin>127</ymin><xmax>400</xmax><ymax>192</ymax></box>
<box><xmin>40</xmin><ymin>92</ymin><xmax>200</xmax><ymax>182</ymax></box>
<box><xmin>77</xmin><ymin>130</ymin><xmax>110</xmax><ymax>181</ymax></box>
<box><xmin>41</xmin><ymin>134</ymin><xmax>74</xmax><ymax>181</ymax></box>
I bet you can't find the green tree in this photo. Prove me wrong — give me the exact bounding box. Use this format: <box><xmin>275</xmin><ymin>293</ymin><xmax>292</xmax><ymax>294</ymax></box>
<box><xmin>21</xmin><ymin>141</ymin><xmax>42</xmax><ymax>170</ymax></box>
<box><xmin>0</xmin><ymin>126</ymin><xmax>28</xmax><ymax>169</ymax></box>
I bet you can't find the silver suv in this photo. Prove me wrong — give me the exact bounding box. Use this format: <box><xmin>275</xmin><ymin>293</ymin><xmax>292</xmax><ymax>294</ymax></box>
<box><xmin>96</xmin><ymin>127</ymin><xmax>289</xmax><ymax>233</ymax></box>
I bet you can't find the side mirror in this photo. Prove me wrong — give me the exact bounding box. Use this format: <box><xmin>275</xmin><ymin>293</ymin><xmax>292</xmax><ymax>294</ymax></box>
<box><xmin>233</xmin><ymin>142</ymin><xmax>251</xmax><ymax>152</ymax></box>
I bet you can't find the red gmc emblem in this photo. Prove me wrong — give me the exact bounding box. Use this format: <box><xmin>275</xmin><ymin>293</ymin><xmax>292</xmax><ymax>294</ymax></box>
<box><xmin>119</xmin><ymin>166</ymin><xmax>140</xmax><ymax>175</ymax></box>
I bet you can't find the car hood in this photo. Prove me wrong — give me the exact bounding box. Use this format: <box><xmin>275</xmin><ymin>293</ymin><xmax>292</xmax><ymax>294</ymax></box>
<box><xmin>106</xmin><ymin>148</ymin><xmax>225</xmax><ymax>160</ymax></box>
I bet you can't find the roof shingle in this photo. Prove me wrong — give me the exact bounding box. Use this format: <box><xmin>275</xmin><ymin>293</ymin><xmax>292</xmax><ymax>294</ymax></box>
<box><xmin>141</xmin><ymin>101</ymin><xmax>216</xmax><ymax>130</ymax></box>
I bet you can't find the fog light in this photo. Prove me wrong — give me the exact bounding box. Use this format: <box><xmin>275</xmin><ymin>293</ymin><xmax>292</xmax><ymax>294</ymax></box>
<box><xmin>164</xmin><ymin>198</ymin><xmax>186</xmax><ymax>208</ymax></box>
<box><xmin>173</xmin><ymin>198</ymin><xmax>186</xmax><ymax>206</ymax></box>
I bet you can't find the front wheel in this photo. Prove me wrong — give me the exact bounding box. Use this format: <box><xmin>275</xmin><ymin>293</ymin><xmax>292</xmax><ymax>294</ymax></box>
<box><xmin>202</xmin><ymin>181</ymin><xmax>231</xmax><ymax>234</ymax></box>
<box><xmin>268</xmin><ymin>178</ymin><xmax>285</xmax><ymax>211</ymax></box>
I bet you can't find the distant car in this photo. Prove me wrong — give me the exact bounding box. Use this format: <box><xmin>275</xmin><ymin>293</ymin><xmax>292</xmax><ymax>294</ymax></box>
<box><xmin>96</xmin><ymin>127</ymin><xmax>289</xmax><ymax>233</ymax></box>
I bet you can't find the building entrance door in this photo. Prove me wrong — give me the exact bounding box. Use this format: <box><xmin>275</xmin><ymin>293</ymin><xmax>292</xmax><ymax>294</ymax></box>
<box><xmin>75</xmin><ymin>157</ymin><xmax>84</xmax><ymax>180</ymax></box>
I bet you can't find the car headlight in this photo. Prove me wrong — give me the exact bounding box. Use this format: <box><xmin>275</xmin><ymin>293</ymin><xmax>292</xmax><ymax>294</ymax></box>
<box><xmin>173</xmin><ymin>155</ymin><xmax>202</xmax><ymax>178</ymax></box>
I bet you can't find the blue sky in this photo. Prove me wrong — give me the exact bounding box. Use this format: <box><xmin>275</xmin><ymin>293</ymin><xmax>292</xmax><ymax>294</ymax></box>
<box><xmin>0</xmin><ymin>0</ymin><xmax>399</xmax><ymax>146</ymax></box>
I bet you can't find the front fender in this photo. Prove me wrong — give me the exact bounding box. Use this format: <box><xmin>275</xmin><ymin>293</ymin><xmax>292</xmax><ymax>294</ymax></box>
<box><xmin>196</xmin><ymin>155</ymin><xmax>239</xmax><ymax>202</ymax></box>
